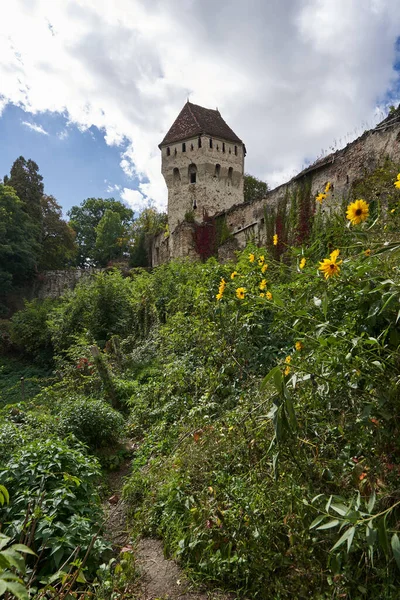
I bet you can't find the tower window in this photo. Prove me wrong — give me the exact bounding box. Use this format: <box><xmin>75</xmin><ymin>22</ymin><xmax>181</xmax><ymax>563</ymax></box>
<box><xmin>215</xmin><ymin>164</ymin><xmax>221</xmax><ymax>179</ymax></box>
<box><xmin>198</xmin><ymin>136</ymin><xmax>202</xmax><ymax>148</ymax></box>
<box><xmin>209</xmin><ymin>138</ymin><xmax>213</xmax><ymax>149</ymax></box>
<box><xmin>182</xmin><ymin>142</ymin><xmax>186</xmax><ymax>152</ymax></box>
<box><xmin>234</xmin><ymin>145</ymin><xmax>238</xmax><ymax>156</ymax></box>
<box><xmin>188</xmin><ymin>163</ymin><xmax>197</xmax><ymax>184</ymax></box>
<box><xmin>167</xmin><ymin>147</ymin><xmax>170</xmax><ymax>156</ymax></box>
<box><xmin>228</xmin><ymin>167</ymin><xmax>233</xmax><ymax>183</ymax></box>
<box><xmin>173</xmin><ymin>167</ymin><xmax>181</xmax><ymax>183</ymax></box>
<box><xmin>191</xmin><ymin>143</ymin><xmax>194</xmax><ymax>151</ymax></box>
<box><xmin>222</xmin><ymin>143</ymin><xmax>225</xmax><ymax>153</ymax></box>
<box><xmin>174</xmin><ymin>148</ymin><xmax>177</xmax><ymax>156</ymax></box>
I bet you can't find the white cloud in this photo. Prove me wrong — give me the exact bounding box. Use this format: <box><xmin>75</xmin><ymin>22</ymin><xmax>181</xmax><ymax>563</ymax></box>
<box><xmin>57</xmin><ymin>129</ymin><xmax>69</xmax><ymax>140</ymax></box>
<box><xmin>120</xmin><ymin>187</ymin><xmax>148</xmax><ymax>212</ymax></box>
<box><xmin>106</xmin><ymin>182</ymin><xmax>121</xmax><ymax>194</ymax></box>
<box><xmin>1</xmin><ymin>0</ymin><xmax>400</xmax><ymax>210</ymax></box>
<box><xmin>21</xmin><ymin>120</ymin><xmax>49</xmax><ymax>135</ymax></box>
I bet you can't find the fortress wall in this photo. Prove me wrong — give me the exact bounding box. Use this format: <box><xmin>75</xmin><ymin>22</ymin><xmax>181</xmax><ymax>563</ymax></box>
<box><xmin>34</xmin><ymin>269</ymin><xmax>103</xmax><ymax>299</ymax></box>
<box><xmin>152</xmin><ymin>115</ymin><xmax>400</xmax><ymax>265</ymax></box>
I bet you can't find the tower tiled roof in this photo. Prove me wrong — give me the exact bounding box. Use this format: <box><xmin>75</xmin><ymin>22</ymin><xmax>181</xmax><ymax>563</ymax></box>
<box><xmin>159</xmin><ymin>101</ymin><xmax>243</xmax><ymax>147</ymax></box>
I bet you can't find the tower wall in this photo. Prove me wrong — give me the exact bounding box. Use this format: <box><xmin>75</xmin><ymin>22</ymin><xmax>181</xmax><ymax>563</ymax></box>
<box><xmin>161</xmin><ymin>134</ymin><xmax>244</xmax><ymax>232</ymax></box>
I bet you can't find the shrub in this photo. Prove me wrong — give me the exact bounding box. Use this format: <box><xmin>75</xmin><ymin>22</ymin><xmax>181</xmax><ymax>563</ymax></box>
<box><xmin>0</xmin><ymin>437</ymin><xmax>110</xmax><ymax>578</ymax></box>
<box><xmin>58</xmin><ymin>397</ymin><xmax>125</xmax><ymax>449</ymax></box>
<box><xmin>10</xmin><ymin>298</ymin><xmax>56</xmax><ymax>363</ymax></box>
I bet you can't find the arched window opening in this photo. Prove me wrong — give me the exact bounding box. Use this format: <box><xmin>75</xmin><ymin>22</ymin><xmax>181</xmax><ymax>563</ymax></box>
<box><xmin>209</xmin><ymin>138</ymin><xmax>213</xmax><ymax>149</ymax></box>
<box><xmin>188</xmin><ymin>163</ymin><xmax>197</xmax><ymax>184</ymax></box>
<box><xmin>234</xmin><ymin>145</ymin><xmax>238</xmax><ymax>156</ymax></box>
<box><xmin>222</xmin><ymin>143</ymin><xmax>225</xmax><ymax>153</ymax></box>
<box><xmin>174</xmin><ymin>148</ymin><xmax>177</xmax><ymax>156</ymax></box>
<box><xmin>167</xmin><ymin>147</ymin><xmax>170</xmax><ymax>156</ymax></box>
<box><xmin>182</xmin><ymin>142</ymin><xmax>186</xmax><ymax>152</ymax></box>
<box><xmin>229</xmin><ymin>147</ymin><xmax>231</xmax><ymax>154</ymax></box>
<box><xmin>193</xmin><ymin>198</ymin><xmax>197</xmax><ymax>209</ymax></box>
<box><xmin>215</xmin><ymin>164</ymin><xmax>221</xmax><ymax>179</ymax></box>
<box><xmin>228</xmin><ymin>167</ymin><xmax>233</xmax><ymax>184</ymax></box>
<box><xmin>198</xmin><ymin>136</ymin><xmax>202</xmax><ymax>148</ymax></box>
<box><xmin>173</xmin><ymin>167</ymin><xmax>181</xmax><ymax>183</ymax></box>
<box><xmin>191</xmin><ymin>143</ymin><xmax>194</xmax><ymax>151</ymax></box>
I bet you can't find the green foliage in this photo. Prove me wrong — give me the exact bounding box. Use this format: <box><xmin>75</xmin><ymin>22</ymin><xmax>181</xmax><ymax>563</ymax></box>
<box><xmin>244</xmin><ymin>173</ymin><xmax>269</xmax><ymax>203</ymax></box>
<box><xmin>95</xmin><ymin>209</ymin><xmax>128</xmax><ymax>266</ymax></box>
<box><xmin>48</xmin><ymin>270</ymin><xmax>138</xmax><ymax>352</ymax></box>
<box><xmin>58</xmin><ymin>397</ymin><xmax>125</xmax><ymax>449</ymax></box>
<box><xmin>10</xmin><ymin>298</ymin><xmax>56</xmax><ymax>363</ymax></box>
<box><xmin>68</xmin><ymin>197</ymin><xmax>134</xmax><ymax>266</ymax></box>
<box><xmin>0</xmin><ymin>184</ymin><xmax>39</xmax><ymax>311</ymax></box>
<box><xmin>39</xmin><ymin>194</ymin><xmax>77</xmax><ymax>269</ymax></box>
<box><xmin>0</xmin><ymin>356</ymin><xmax>54</xmax><ymax>406</ymax></box>
<box><xmin>0</xmin><ymin>437</ymin><xmax>110</xmax><ymax>578</ymax></box>
<box><xmin>4</xmin><ymin>156</ymin><xmax>44</xmax><ymax>240</ymax></box>
<box><xmin>0</xmin><ymin>532</ymin><xmax>36</xmax><ymax>600</ymax></box>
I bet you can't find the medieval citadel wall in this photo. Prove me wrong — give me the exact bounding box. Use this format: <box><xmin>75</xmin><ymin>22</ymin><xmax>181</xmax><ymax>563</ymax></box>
<box><xmin>161</xmin><ymin>134</ymin><xmax>244</xmax><ymax>235</ymax></box>
<box><xmin>153</xmin><ymin>114</ymin><xmax>400</xmax><ymax>266</ymax></box>
<box><xmin>223</xmin><ymin>118</ymin><xmax>400</xmax><ymax>251</ymax></box>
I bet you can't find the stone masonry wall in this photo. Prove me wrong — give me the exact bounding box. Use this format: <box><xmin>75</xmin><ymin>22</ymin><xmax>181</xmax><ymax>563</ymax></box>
<box><xmin>152</xmin><ymin>113</ymin><xmax>400</xmax><ymax>266</ymax></box>
<box><xmin>34</xmin><ymin>269</ymin><xmax>103</xmax><ymax>299</ymax></box>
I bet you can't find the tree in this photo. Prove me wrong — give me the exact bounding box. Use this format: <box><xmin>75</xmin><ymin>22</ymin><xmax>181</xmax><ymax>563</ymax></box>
<box><xmin>68</xmin><ymin>198</ymin><xmax>134</xmax><ymax>266</ymax></box>
<box><xmin>4</xmin><ymin>156</ymin><xmax>44</xmax><ymax>238</ymax></box>
<box><xmin>94</xmin><ymin>209</ymin><xmax>128</xmax><ymax>266</ymax></box>
<box><xmin>129</xmin><ymin>207</ymin><xmax>167</xmax><ymax>268</ymax></box>
<box><xmin>39</xmin><ymin>195</ymin><xmax>77</xmax><ymax>270</ymax></box>
<box><xmin>0</xmin><ymin>184</ymin><xmax>39</xmax><ymax>314</ymax></box>
<box><xmin>244</xmin><ymin>174</ymin><xmax>269</xmax><ymax>204</ymax></box>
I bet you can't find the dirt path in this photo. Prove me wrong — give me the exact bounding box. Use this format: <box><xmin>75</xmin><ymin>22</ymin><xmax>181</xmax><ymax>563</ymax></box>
<box><xmin>103</xmin><ymin>461</ymin><xmax>234</xmax><ymax>600</ymax></box>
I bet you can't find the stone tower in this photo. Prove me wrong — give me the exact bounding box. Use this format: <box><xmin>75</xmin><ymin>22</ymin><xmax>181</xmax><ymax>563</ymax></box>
<box><xmin>159</xmin><ymin>101</ymin><xmax>246</xmax><ymax>233</ymax></box>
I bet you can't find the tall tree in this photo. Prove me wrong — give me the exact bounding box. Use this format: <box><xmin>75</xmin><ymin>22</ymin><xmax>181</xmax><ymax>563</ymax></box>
<box><xmin>244</xmin><ymin>174</ymin><xmax>269</xmax><ymax>204</ymax></box>
<box><xmin>39</xmin><ymin>195</ymin><xmax>77</xmax><ymax>270</ymax></box>
<box><xmin>0</xmin><ymin>184</ymin><xmax>39</xmax><ymax>313</ymax></box>
<box><xmin>4</xmin><ymin>156</ymin><xmax>44</xmax><ymax>237</ymax></box>
<box><xmin>129</xmin><ymin>207</ymin><xmax>167</xmax><ymax>268</ymax></box>
<box><xmin>68</xmin><ymin>198</ymin><xmax>134</xmax><ymax>266</ymax></box>
<box><xmin>94</xmin><ymin>209</ymin><xmax>128</xmax><ymax>266</ymax></box>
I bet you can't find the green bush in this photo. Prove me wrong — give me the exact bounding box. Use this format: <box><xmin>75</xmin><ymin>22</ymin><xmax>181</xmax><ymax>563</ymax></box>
<box><xmin>10</xmin><ymin>298</ymin><xmax>56</xmax><ymax>363</ymax></box>
<box><xmin>58</xmin><ymin>397</ymin><xmax>125</xmax><ymax>449</ymax></box>
<box><xmin>0</xmin><ymin>437</ymin><xmax>110</xmax><ymax>578</ymax></box>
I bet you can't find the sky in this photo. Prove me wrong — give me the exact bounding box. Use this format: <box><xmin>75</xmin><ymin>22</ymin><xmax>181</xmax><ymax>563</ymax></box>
<box><xmin>0</xmin><ymin>0</ymin><xmax>400</xmax><ymax>217</ymax></box>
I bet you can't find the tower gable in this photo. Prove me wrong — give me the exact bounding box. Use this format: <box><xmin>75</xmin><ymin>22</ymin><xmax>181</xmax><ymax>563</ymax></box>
<box><xmin>160</xmin><ymin>102</ymin><xmax>243</xmax><ymax>147</ymax></box>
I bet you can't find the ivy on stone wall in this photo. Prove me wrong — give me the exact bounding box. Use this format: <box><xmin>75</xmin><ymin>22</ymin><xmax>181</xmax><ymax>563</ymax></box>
<box><xmin>192</xmin><ymin>213</ymin><xmax>231</xmax><ymax>261</ymax></box>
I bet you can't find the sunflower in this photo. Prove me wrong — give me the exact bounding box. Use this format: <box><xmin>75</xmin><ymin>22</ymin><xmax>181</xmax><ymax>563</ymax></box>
<box><xmin>249</xmin><ymin>253</ymin><xmax>255</xmax><ymax>263</ymax></box>
<box><xmin>266</xmin><ymin>291</ymin><xmax>272</xmax><ymax>300</ymax></box>
<box><xmin>285</xmin><ymin>355</ymin><xmax>291</xmax><ymax>364</ymax></box>
<box><xmin>259</xmin><ymin>279</ymin><xmax>267</xmax><ymax>290</ymax></box>
<box><xmin>236</xmin><ymin>287</ymin><xmax>246</xmax><ymax>300</ymax></box>
<box><xmin>316</xmin><ymin>192</ymin><xmax>327</xmax><ymax>204</ymax></box>
<box><xmin>318</xmin><ymin>249</ymin><xmax>342</xmax><ymax>279</ymax></box>
<box><xmin>284</xmin><ymin>366</ymin><xmax>291</xmax><ymax>376</ymax></box>
<box><xmin>299</xmin><ymin>257</ymin><xmax>306</xmax><ymax>269</ymax></box>
<box><xmin>364</xmin><ymin>249</ymin><xmax>371</xmax><ymax>257</ymax></box>
<box><xmin>295</xmin><ymin>341</ymin><xmax>303</xmax><ymax>351</ymax></box>
<box><xmin>394</xmin><ymin>174</ymin><xmax>400</xmax><ymax>189</ymax></box>
<box><xmin>261</xmin><ymin>263</ymin><xmax>268</xmax><ymax>274</ymax></box>
<box><xmin>260</xmin><ymin>293</ymin><xmax>265</xmax><ymax>298</ymax></box>
<box><xmin>258</xmin><ymin>255</ymin><xmax>265</xmax><ymax>265</ymax></box>
<box><xmin>346</xmin><ymin>199</ymin><xmax>369</xmax><ymax>225</ymax></box>
<box><xmin>230</xmin><ymin>271</ymin><xmax>238</xmax><ymax>279</ymax></box>
<box><xmin>216</xmin><ymin>278</ymin><xmax>226</xmax><ymax>300</ymax></box>
<box><xmin>325</xmin><ymin>182</ymin><xmax>331</xmax><ymax>193</ymax></box>
<box><xmin>273</xmin><ymin>234</ymin><xmax>278</xmax><ymax>246</ymax></box>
